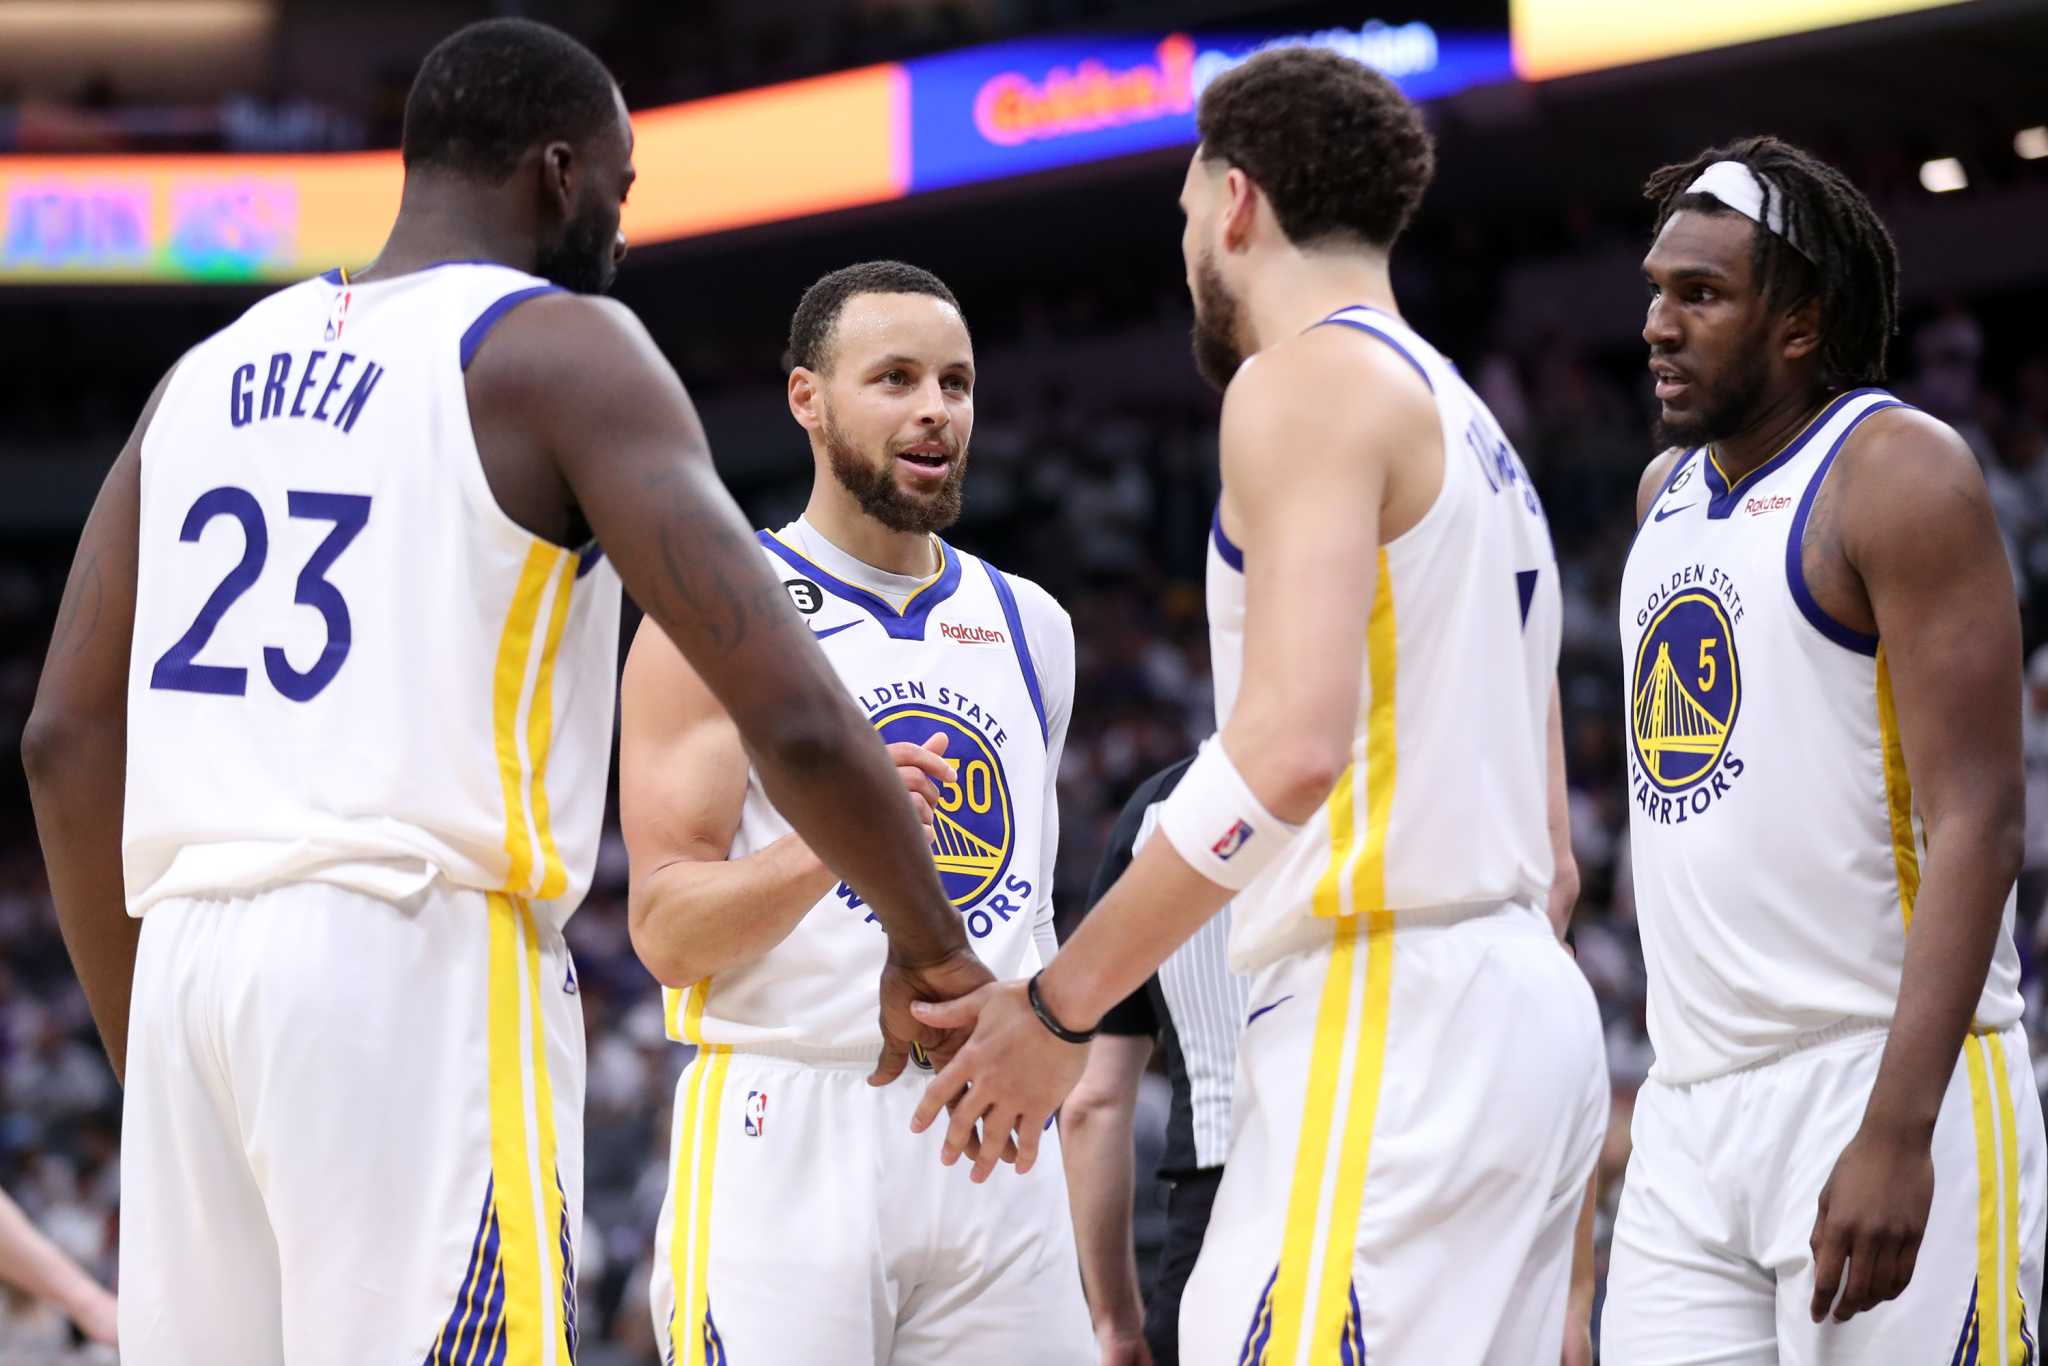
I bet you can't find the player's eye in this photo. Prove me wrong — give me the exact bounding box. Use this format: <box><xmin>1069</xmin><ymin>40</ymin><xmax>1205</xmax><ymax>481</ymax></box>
<box><xmin>882</xmin><ymin>369</ymin><xmax>908</xmax><ymax>385</ymax></box>
<box><xmin>943</xmin><ymin>375</ymin><xmax>969</xmax><ymax>393</ymax></box>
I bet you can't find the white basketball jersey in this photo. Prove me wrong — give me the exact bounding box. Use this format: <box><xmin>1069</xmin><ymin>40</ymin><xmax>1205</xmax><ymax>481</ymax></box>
<box><xmin>1621</xmin><ymin>387</ymin><xmax>2023</xmax><ymax>1083</ymax></box>
<box><xmin>1208</xmin><ymin>306</ymin><xmax>1560</xmax><ymax>974</ymax></box>
<box><xmin>665</xmin><ymin>521</ymin><xmax>1071</xmax><ymax>1061</ymax></box>
<box><xmin>124</xmin><ymin>263</ymin><xmax>622</xmax><ymax>928</ymax></box>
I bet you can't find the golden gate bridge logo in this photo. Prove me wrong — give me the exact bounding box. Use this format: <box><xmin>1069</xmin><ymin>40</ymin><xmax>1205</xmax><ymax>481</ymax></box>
<box><xmin>873</xmin><ymin>703</ymin><xmax>1015</xmax><ymax>906</ymax></box>
<box><xmin>1631</xmin><ymin>590</ymin><xmax>1740</xmax><ymax>793</ymax></box>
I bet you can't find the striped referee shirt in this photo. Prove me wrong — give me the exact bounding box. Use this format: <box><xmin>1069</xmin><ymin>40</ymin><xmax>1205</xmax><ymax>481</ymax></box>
<box><xmin>1083</xmin><ymin>757</ymin><xmax>1251</xmax><ymax>1176</ymax></box>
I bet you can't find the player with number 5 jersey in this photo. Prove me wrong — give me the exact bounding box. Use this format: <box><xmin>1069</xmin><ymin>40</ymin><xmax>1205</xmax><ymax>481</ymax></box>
<box><xmin>24</xmin><ymin>21</ymin><xmax>990</xmax><ymax>1366</ymax></box>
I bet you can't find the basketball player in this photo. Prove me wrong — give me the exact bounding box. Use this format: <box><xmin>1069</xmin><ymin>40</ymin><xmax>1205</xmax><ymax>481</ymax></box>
<box><xmin>910</xmin><ymin>48</ymin><xmax>1608</xmax><ymax>1363</ymax></box>
<box><xmin>21</xmin><ymin>23</ymin><xmax>986</xmax><ymax>1365</ymax></box>
<box><xmin>1602</xmin><ymin>137</ymin><xmax>2045</xmax><ymax>1363</ymax></box>
<box><xmin>620</xmin><ymin>261</ymin><xmax>1092</xmax><ymax>1365</ymax></box>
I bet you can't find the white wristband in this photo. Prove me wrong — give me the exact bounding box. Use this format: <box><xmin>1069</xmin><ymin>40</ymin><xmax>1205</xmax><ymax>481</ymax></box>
<box><xmin>1157</xmin><ymin>737</ymin><xmax>1300</xmax><ymax>892</ymax></box>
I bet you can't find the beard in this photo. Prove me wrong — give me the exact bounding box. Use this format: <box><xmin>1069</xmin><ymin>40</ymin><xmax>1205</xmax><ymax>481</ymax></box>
<box><xmin>1190</xmin><ymin>251</ymin><xmax>1246</xmax><ymax>393</ymax></box>
<box><xmin>534</xmin><ymin>203</ymin><xmax>618</xmax><ymax>295</ymax></box>
<box><xmin>1652</xmin><ymin>339</ymin><xmax>1774</xmax><ymax>450</ymax></box>
<box><xmin>821</xmin><ymin>406</ymin><xmax>967</xmax><ymax>536</ymax></box>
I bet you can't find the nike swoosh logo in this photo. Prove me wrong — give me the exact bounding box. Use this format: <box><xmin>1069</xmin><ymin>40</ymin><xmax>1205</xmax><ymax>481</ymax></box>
<box><xmin>811</xmin><ymin>622</ymin><xmax>858</xmax><ymax>642</ymax></box>
<box><xmin>1246</xmin><ymin>995</ymin><xmax>1294</xmax><ymax>1027</ymax></box>
<box><xmin>1653</xmin><ymin>502</ymin><xmax>1698</xmax><ymax>522</ymax></box>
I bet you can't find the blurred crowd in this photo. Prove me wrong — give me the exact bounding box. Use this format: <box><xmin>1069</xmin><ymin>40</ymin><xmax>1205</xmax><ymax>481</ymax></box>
<box><xmin>6</xmin><ymin>271</ymin><xmax>2048</xmax><ymax>1353</ymax></box>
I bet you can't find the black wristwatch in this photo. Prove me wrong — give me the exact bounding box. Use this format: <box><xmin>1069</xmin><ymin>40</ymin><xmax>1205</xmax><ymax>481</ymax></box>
<box><xmin>1027</xmin><ymin>971</ymin><xmax>1097</xmax><ymax>1045</ymax></box>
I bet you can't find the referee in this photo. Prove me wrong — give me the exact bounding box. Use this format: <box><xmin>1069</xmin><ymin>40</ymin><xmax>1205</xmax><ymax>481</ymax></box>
<box><xmin>1062</xmin><ymin>757</ymin><xmax>1250</xmax><ymax>1366</ymax></box>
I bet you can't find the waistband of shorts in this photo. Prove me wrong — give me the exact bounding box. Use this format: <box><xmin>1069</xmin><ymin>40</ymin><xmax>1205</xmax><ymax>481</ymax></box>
<box><xmin>699</xmin><ymin>1040</ymin><xmax>894</xmax><ymax>1070</ymax></box>
<box><xmin>1664</xmin><ymin>1018</ymin><xmax>1893</xmax><ymax>1089</ymax></box>
<box><xmin>1358</xmin><ymin>896</ymin><xmax>1552</xmax><ymax>939</ymax></box>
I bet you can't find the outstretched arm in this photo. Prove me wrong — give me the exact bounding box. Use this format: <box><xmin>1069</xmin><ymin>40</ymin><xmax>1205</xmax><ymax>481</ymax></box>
<box><xmin>911</xmin><ymin>334</ymin><xmax>1435</xmax><ymax>1177</ymax></box>
<box><xmin>24</xmin><ymin>367</ymin><xmax>175</xmax><ymax>1083</ymax></box>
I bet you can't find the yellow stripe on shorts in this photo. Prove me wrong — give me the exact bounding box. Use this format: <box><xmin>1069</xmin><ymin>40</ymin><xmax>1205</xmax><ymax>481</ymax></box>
<box><xmin>487</xmin><ymin>894</ymin><xmax>569</xmax><ymax>1364</ymax></box>
<box><xmin>668</xmin><ymin>1044</ymin><xmax>733</xmax><ymax>1366</ymax></box>
<box><xmin>1990</xmin><ymin>1031</ymin><xmax>2031</xmax><ymax>1362</ymax></box>
<box><xmin>1269</xmin><ymin>552</ymin><xmax>1398</xmax><ymax>1365</ymax></box>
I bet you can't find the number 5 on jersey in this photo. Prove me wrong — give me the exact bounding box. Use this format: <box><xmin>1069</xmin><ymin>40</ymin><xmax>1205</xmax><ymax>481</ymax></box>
<box><xmin>149</xmin><ymin>485</ymin><xmax>371</xmax><ymax>702</ymax></box>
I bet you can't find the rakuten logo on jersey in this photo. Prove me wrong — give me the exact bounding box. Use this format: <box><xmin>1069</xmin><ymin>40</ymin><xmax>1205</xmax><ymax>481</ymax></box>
<box><xmin>1744</xmin><ymin>494</ymin><xmax>1793</xmax><ymax>517</ymax></box>
<box><xmin>941</xmin><ymin>622</ymin><xmax>1008</xmax><ymax>646</ymax></box>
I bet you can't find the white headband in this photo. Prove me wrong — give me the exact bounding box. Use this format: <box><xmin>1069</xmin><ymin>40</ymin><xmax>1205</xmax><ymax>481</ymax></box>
<box><xmin>1685</xmin><ymin>160</ymin><xmax>1813</xmax><ymax>262</ymax></box>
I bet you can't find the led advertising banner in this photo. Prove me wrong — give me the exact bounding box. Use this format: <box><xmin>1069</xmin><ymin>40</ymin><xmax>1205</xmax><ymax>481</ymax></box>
<box><xmin>0</xmin><ymin>17</ymin><xmax>1510</xmax><ymax>284</ymax></box>
<box><xmin>0</xmin><ymin>65</ymin><xmax>905</xmax><ymax>284</ymax></box>
<box><xmin>1510</xmin><ymin>0</ymin><xmax>1975</xmax><ymax>80</ymax></box>
<box><xmin>904</xmin><ymin>21</ymin><xmax>1512</xmax><ymax>194</ymax></box>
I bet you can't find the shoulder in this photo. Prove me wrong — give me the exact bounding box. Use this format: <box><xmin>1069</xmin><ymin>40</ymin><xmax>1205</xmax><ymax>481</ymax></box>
<box><xmin>1224</xmin><ymin>326</ymin><xmax>1431</xmax><ymax>431</ymax></box>
<box><xmin>1832</xmin><ymin>402</ymin><xmax>1994</xmax><ymax>556</ymax></box>
<box><xmin>468</xmin><ymin>293</ymin><xmax>659</xmax><ymax>390</ymax></box>
<box><xmin>990</xmin><ymin>565</ymin><xmax>1071</xmax><ymax>636</ymax></box>
<box><xmin>1635</xmin><ymin>447</ymin><xmax>1688</xmax><ymax>524</ymax></box>
<box><xmin>1833</xmin><ymin>402</ymin><xmax>1980</xmax><ymax>485</ymax></box>
<box><xmin>1221</xmin><ymin>327</ymin><xmax>1433</xmax><ymax>482</ymax></box>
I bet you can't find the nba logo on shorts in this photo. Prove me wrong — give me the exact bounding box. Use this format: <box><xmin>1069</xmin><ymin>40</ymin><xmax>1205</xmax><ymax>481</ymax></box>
<box><xmin>1211</xmin><ymin>820</ymin><xmax>1254</xmax><ymax>861</ymax></box>
<box><xmin>743</xmin><ymin>1090</ymin><xmax>767</xmax><ymax>1137</ymax></box>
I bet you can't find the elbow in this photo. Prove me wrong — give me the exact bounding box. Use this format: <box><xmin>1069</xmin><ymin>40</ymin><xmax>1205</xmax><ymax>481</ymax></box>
<box><xmin>1059</xmin><ymin>1085</ymin><xmax>1129</xmax><ymax>1140</ymax></box>
<box><xmin>21</xmin><ymin>703</ymin><xmax>81</xmax><ymax>791</ymax></box>
<box><xmin>626</xmin><ymin>891</ymin><xmax>703</xmax><ymax>991</ymax></box>
<box><xmin>1263</xmin><ymin>736</ymin><xmax>1350</xmax><ymax>820</ymax></box>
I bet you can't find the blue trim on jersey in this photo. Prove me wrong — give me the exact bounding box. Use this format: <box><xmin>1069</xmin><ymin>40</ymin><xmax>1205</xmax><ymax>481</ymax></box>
<box><xmin>755</xmin><ymin>529</ymin><xmax>963</xmax><ymax>640</ymax></box>
<box><xmin>982</xmin><ymin>560</ymin><xmax>1049</xmax><ymax>743</ymax></box>
<box><xmin>321</xmin><ymin>267</ymin><xmax>345</xmax><ymax>285</ymax></box>
<box><xmin>459</xmin><ymin>285</ymin><xmax>565</xmax><ymax>371</ymax></box>
<box><xmin>575</xmin><ymin>541</ymin><xmax>606</xmax><ymax>578</ymax></box>
<box><xmin>1313</xmin><ymin>309</ymin><xmax>1434</xmax><ymax>391</ymax></box>
<box><xmin>1211</xmin><ymin>501</ymin><xmax>1245</xmax><ymax>573</ymax></box>
<box><xmin>1702</xmin><ymin>387</ymin><xmax>1888</xmax><ymax>519</ymax></box>
<box><xmin>1784</xmin><ymin>396</ymin><xmax>1907</xmax><ymax>657</ymax></box>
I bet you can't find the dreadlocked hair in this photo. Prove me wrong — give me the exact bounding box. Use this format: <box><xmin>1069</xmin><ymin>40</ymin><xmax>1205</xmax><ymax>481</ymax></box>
<box><xmin>1644</xmin><ymin>135</ymin><xmax>1899</xmax><ymax>390</ymax></box>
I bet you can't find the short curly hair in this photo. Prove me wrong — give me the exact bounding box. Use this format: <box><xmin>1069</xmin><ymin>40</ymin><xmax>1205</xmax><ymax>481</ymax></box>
<box><xmin>402</xmin><ymin>19</ymin><xmax>619</xmax><ymax>182</ymax></box>
<box><xmin>786</xmin><ymin>260</ymin><xmax>965</xmax><ymax>374</ymax></box>
<box><xmin>1195</xmin><ymin>46</ymin><xmax>1435</xmax><ymax>251</ymax></box>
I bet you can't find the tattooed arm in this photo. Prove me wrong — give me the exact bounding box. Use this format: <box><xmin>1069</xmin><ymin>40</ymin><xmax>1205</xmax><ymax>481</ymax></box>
<box><xmin>23</xmin><ymin>370</ymin><xmax>171</xmax><ymax>1082</ymax></box>
<box><xmin>466</xmin><ymin>296</ymin><xmax>986</xmax><ymax>1077</ymax></box>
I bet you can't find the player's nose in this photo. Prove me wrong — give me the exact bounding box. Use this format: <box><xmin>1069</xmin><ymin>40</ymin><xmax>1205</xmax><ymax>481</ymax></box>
<box><xmin>1643</xmin><ymin>292</ymin><xmax>1680</xmax><ymax>350</ymax></box>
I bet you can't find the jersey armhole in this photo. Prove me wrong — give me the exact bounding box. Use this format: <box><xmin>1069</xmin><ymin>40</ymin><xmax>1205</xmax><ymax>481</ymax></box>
<box><xmin>1783</xmin><ymin>401</ymin><xmax>1906</xmax><ymax>657</ymax></box>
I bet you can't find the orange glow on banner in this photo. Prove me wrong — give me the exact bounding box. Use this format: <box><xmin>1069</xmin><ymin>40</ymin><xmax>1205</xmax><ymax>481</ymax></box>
<box><xmin>0</xmin><ymin>65</ymin><xmax>906</xmax><ymax>284</ymax></box>
<box><xmin>1511</xmin><ymin>0</ymin><xmax>1974</xmax><ymax>80</ymax></box>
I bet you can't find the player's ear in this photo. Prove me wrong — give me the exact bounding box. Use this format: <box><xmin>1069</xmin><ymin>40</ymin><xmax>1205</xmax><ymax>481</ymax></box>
<box><xmin>538</xmin><ymin>140</ymin><xmax>576</xmax><ymax>222</ymax></box>
<box><xmin>1221</xmin><ymin>166</ymin><xmax>1259</xmax><ymax>253</ymax></box>
<box><xmin>788</xmin><ymin>366</ymin><xmax>823</xmax><ymax>431</ymax></box>
<box><xmin>1780</xmin><ymin>295</ymin><xmax>1822</xmax><ymax>363</ymax></box>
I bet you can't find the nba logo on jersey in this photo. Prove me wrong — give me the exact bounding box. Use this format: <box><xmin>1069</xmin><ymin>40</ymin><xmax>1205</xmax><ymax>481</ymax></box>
<box><xmin>743</xmin><ymin>1090</ymin><xmax>767</xmax><ymax>1137</ymax></box>
<box><xmin>1211</xmin><ymin>820</ymin><xmax>1254</xmax><ymax>861</ymax></box>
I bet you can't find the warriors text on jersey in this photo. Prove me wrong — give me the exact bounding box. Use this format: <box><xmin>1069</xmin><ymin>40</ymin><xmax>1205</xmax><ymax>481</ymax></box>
<box><xmin>663</xmin><ymin>518</ymin><xmax>1073</xmax><ymax>1061</ymax></box>
<box><xmin>1205</xmin><ymin>305</ymin><xmax>1562</xmax><ymax>973</ymax></box>
<box><xmin>1620</xmin><ymin>387</ymin><xmax>2024</xmax><ymax>1083</ymax></box>
<box><xmin>123</xmin><ymin>262</ymin><xmax>622</xmax><ymax>927</ymax></box>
